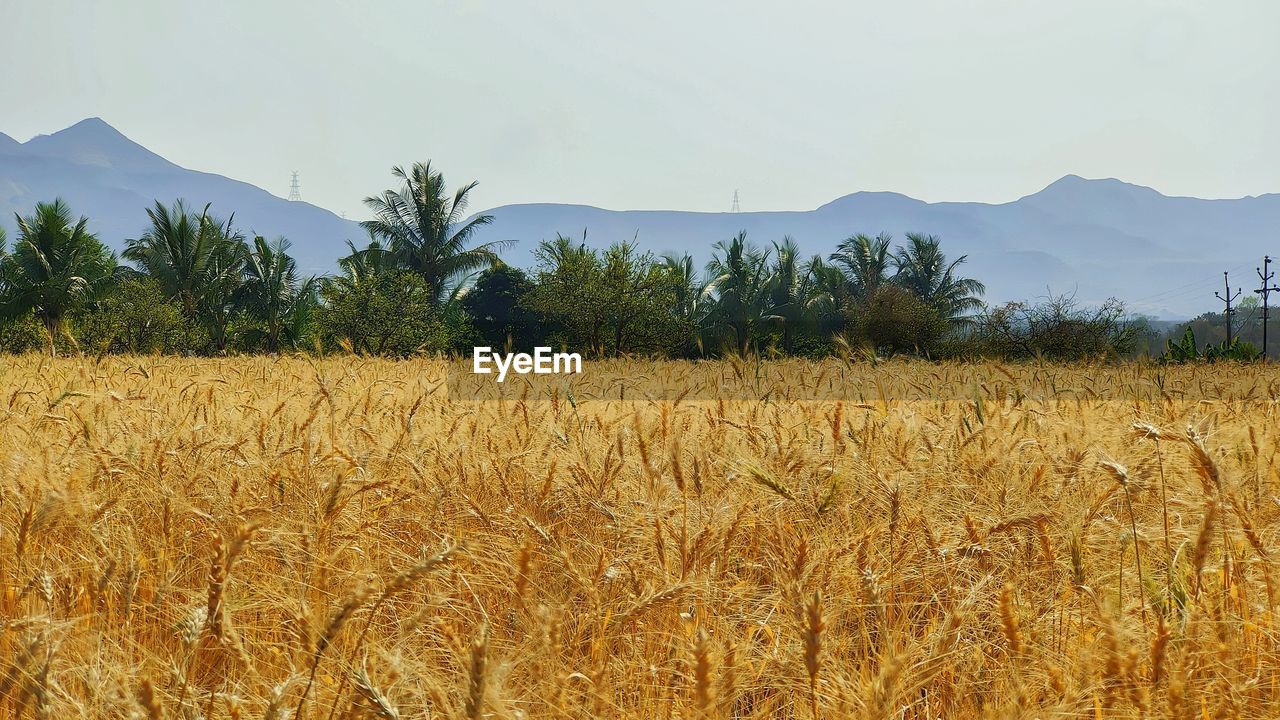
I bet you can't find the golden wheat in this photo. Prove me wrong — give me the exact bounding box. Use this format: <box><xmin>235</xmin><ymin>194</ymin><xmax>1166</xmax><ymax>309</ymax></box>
<box><xmin>0</xmin><ymin>355</ymin><xmax>1278</xmax><ymax>717</ymax></box>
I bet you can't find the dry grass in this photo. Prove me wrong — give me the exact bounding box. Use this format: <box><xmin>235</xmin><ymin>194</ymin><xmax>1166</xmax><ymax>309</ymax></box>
<box><xmin>0</xmin><ymin>354</ymin><xmax>1279</xmax><ymax>718</ymax></box>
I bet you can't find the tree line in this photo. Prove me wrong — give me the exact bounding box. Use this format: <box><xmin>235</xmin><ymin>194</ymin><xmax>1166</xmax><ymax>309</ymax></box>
<box><xmin>0</xmin><ymin>160</ymin><xmax>1145</xmax><ymax>360</ymax></box>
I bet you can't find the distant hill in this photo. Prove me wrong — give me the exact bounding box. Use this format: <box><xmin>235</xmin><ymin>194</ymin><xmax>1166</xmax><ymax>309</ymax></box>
<box><xmin>470</xmin><ymin>175</ymin><xmax>1280</xmax><ymax>318</ymax></box>
<box><xmin>3</xmin><ymin>118</ymin><xmax>1276</xmax><ymax>318</ymax></box>
<box><xmin>0</xmin><ymin>118</ymin><xmax>363</xmax><ymax>275</ymax></box>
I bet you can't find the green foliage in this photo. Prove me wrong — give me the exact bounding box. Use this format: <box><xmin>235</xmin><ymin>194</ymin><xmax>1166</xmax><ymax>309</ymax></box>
<box><xmin>702</xmin><ymin>232</ymin><xmax>778</xmax><ymax>355</ymax></box>
<box><xmin>0</xmin><ymin>199</ymin><xmax>116</xmax><ymax>356</ymax></box>
<box><xmin>7</xmin><ymin>180</ymin><xmax>1191</xmax><ymax>365</ymax></box>
<box><xmin>526</xmin><ymin>235</ymin><xmax>693</xmax><ymax>357</ymax></box>
<box><xmin>890</xmin><ymin>233</ymin><xmax>985</xmax><ymax>323</ymax></box>
<box><xmin>235</xmin><ymin>236</ymin><xmax>318</xmax><ymax>352</ymax></box>
<box><xmin>829</xmin><ymin>232</ymin><xmax>893</xmax><ymax>303</ymax></box>
<box><xmin>123</xmin><ymin>200</ymin><xmax>246</xmax><ymax>321</ymax></box>
<box><xmin>963</xmin><ymin>295</ymin><xmax>1136</xmax><ymax>360</ymax></box>
<box><xmin>1162</xmin><ymin>327</ymin><xmax>1261</xmax><ymax>363</ymax></box>
<box><xmin>74</xmin><ymin>277</ymin><xmax>201</xmax><ymax>354</ymax></box>
<box><xmin>361</xmin><ymin>161</ymin><xmax>503</xmax><ymax>307</ymax></box>
<box><xmin>123</xmin><ymin>200</ymin><xmax>248</xmax><ymax>353</ymax></box>
<box><xmin>0</xmin><ymin>311</ymin><xmax>44</xmax><ymax>354</ymax></box>
<box><xmin>852</xmin><ymin>285</ymin><xmax>948</xmax><ymax>355</ymax></box>
<box><xmin>460</xmin><ymin>263</ymin><xmax>543</xmax><ymax>350</ymax></box>
<box><xmin>318</xmin><ymin>270</ymin><xmax>447</xmax><ymax>355</ymax></box>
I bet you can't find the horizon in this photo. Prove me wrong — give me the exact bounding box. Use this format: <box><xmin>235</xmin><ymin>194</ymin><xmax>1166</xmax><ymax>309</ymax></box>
<box><xmin>3</xmin><ymin>111</ymin><xmax>1277</xmax><ymax>322</ymax></box>
<box><xmin>3</xmin><ymin>1</ymin><xmax>1278</xmax><ymax>215</ymax></box>
<box><xmin>8</xmin><ymin>116</ymin><xmax>1280</xmax><ymax>216</ymax></box>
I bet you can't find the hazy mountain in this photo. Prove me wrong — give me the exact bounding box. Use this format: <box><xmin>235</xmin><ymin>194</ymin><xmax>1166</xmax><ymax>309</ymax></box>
<box><xmin>0</xmin><ymin>118</ymin><xmax>363</xmax><ymax>274</ymax></box>
<box><xmin>3</xmin><ymin>118</ymin><xmax>1274</xmax><ymax>318</ymax></box>
<box><xmin>471</xmin><ymin>175</ymin><xmax>1280</xmax><ymax>318</ymax></box>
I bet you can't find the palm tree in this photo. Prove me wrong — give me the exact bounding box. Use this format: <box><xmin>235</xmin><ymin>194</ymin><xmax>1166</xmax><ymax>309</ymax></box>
<box><xmin>829</xmin><ymin>232</ymin><xmax>893</xmax><ymax>303</ymax></box>
<box><xmin>703</xmin><ymin>232</ymin><xmax>778</xmax><ymax>354</ymax></box>
<box><xmin>123</xmin><ymin>200</ymin><xmax>245</xmax><ymax>321</ymax></box>
<box><xmin>236</xmin><ymin>236</ymin><xmax>317</xmax><ymax>352</ymax></box>
<box><xmin>770</xmin><ymin>237</ymin><xmax>825</xmax><ymax>354</ymax></box>
<box><xmin>807</xmin><ymin>257</ymin><xmax>853</xmax><ymax>331</ymax></box>
<box><xmin>333</xmin><ymin>234</ymin><xmax>394</xmax><ymax>291</ymax></box>
<box><xmin>0</xmin><ymin>200</ymin><xmax>115</xmax><ymax>356</ymax></box>
<box><xmin>201</xmin><ymin>235</ymin><xmax>249</xmax><ymax>352</ymax></box>
<box><xmin>0</xmin><ymin>226</ymin><xmax>8</xmax><ymax>293</ymax></box>
<box><xmin>661</xmin><ymin>252</ymin><xmax>707</xmax><ymax>324</ymax></box>
<box><xmin>891</xmin><ymin>233</ymin><xmax>985</xmax><ymax>324</ymax></box>
<box><xmin>361</xmin><ymin>161</ymin><xmax>505</xmax><ymax>307</ymax></box>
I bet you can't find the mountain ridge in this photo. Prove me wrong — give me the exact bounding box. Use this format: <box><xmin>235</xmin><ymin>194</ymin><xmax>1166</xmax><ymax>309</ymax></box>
<box><xmin>466</xmin><ymin>177</ymin><xmax>1280</xmax><ymax>319</ymax></box>
<box><xmin>3</xmin><ymin>118</ymin><xmax>1276</xmax><ymax>318</ymax></box>
<box><xmin>0</xmin><ymin>117</ymin><xmax>363</xmax><ymax>273</ymax></box>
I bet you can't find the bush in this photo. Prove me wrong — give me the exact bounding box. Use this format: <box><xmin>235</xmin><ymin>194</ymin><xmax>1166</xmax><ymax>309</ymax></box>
<box><xmin>74</xmin><ymin>278</ymin><xmax>203</xmax><ymax>354</ymax></box>
<box><xmin>1162</xmin><ymin>327</ymin><xmax>1261</xmax><ymax>363</ymax></box>
<box><xmin>0</xmin><ymin>312</ymin><xmax>44</xmax><ymax>354</ymax></box>
<box><xmin>851</xmin><ymin>285</ymin><xmax>947</xmax><ymax>356</ymax></box>
<box><xmin>961</xmin><ymin>294</ymin><xmax>1136</xmax><ymax>360</ymax></box>
<box><xmin>460</xmin><ymin>264</ymin><xmax>544</xmax><ymax>351</ymax></box>
<box><xmin>317</xmin><ymin>271</ymin><xmax>449</xmax><ymax>356</ymax></box>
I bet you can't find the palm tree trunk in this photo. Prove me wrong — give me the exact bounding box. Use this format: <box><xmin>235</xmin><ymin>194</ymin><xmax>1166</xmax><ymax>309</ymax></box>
<box><xmin>44</xmin><ymin>317</ymin><xmax>57</xmax><ymax>358</ymax></box>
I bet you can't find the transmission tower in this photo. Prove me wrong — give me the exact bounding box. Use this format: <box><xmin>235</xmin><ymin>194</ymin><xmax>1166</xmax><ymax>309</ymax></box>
<box><xmin>1216</xmin><ymin>271</ymin><xmax>1242</xmax><ymax>344</ymax></box>
<box><xmin>731</xmin><ymin>189</ymin><xmax>740</xmax><ymax>213</ymax></box>
<box><xmin>1257</xmin><ymin>256</ymin><xmax>1280</xmax><ymax>358</ymax></box>
<box><xmin>288</xmin><ymin>171</ymin><xmax>302</xmax><ymax>202</ymax></box>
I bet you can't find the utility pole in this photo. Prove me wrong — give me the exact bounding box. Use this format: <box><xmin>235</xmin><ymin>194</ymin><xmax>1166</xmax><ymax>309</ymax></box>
<box><xmin>1216</xmin><ymin>271</ymin><xmax>1242</xmax><ymax>344</ymax></box>
<box><xmin>1257</xmin><ymin>256</ymin><xmax>1280</xmax><ymax>358</ymax></box>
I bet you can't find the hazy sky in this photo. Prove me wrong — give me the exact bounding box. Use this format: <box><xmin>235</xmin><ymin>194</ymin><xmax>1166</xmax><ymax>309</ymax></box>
<box><xmin>2</xmin><ymin>0</ymin><xmax>1278</xmax><ymax>217</ymax></box>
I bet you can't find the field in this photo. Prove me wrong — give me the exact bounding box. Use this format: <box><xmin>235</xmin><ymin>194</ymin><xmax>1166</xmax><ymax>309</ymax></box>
<box><xmin>1</xmin><ymin>356</ymin><xmax>1279</xmax><ymax>719</ymax></box>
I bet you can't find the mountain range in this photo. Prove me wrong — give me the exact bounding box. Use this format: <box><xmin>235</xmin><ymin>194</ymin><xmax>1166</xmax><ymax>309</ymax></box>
<box><xmin>0</xmin><ymin>118</ymin><xmax>363</xmax><ymax>275</ymax></box>
<box><xmin>3</xmin><ymin>118</ymin><xmax>1278</xmax><ymax>318</ymax></box>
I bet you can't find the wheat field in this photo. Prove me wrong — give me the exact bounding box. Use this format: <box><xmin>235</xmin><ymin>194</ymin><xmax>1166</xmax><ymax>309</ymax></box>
<box><xmin>1</xmin><ymin>355</ymin><xmax>1279</xmax><ymax>719</ymax></box>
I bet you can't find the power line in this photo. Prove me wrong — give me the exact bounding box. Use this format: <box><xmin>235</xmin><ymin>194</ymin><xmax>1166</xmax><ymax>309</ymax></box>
<box><xmin>1127</xmin><ymin>261</ymin><xmax>1253</xmax><ymax>306</ymax></box>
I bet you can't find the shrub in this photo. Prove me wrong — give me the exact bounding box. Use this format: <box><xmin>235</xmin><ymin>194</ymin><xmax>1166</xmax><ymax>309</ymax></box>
<box><xmin>962</xmin><ymin>294</ymin><xmax>1137</xmax><ymax>360</ymax></box>
<box><xmin>74</xmin><ymin>277</ymin><xmax>203</xmax><ymax>355</ymax></box>
<box><xmin>851</xmin><ymin>285</ymin><xmax>947</xmax><ymax>356</ymax></box>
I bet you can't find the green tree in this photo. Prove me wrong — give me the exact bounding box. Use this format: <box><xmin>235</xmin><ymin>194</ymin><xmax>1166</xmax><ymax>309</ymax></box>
<box><xmin>460</xmin><ymin>263</ymin><xmax>542</xmax><ymax>350</ymax></box>
<box><xmin>891</xmin><ymin>233</ymin><xmax>985</xmax><ymax>325</ymax></box>
<box><xmin>829</xmin><ymin>232</ymin><xmax>893</xmax><ymax>303</ymax></box>
<box><xmin>854</xmin><ymin>285</ymin><xmax>947</xmax><ymax>355</ymax></box>
<box><xmin>334</xmin><ymin>234</ymin><xmax>395</xmax><ymax>289</ymax></box>
<box><xmin>0</xmin><ymin>200</ymin><xmax>116</xmax><ymax>356</ymax></box>
<box><xmin>807</xmin><ymin>257</ymin><xmax>853</xmax><ymax>337</ymax></box>
<box><xmin>526</xmin><ymin>234</ymin><xmax>604</xmax><ymax>352</ymax></box>
<box><xmin>199</xmin><ymin>234</ymin><xmax>248</xmax><ymax>353</ymax></box>
<box><xmin>319</xmin><ymin>270</ymin><xmax>440</xmax><ymax>355</ymax></box>
<box><xmin>0</xmin><ymin>228</ymin><xmax>42</xmax><ymax>353</ymax></box>
<box><xmin>361</xmin><ymin>161</ymin><xmax>505</xmax><ymax>307</ymax></box>
<box><xmin>661</xmin><ymin>253</ymin><xmax>707</xmax><ymax>323</ymax></box>
<box><xmin>703</xmin><ymin>232</ymin><xmax>778</xmax><ymax>355</ymax></box>
<box><xmin>123</xmin><ymin>200</ymin><xmax>246</xmax><ymax>321</ymax></box>
<box><xmin>235</xmin><ymin>236</ymin><xmax>317</xmax><ymax>352</ymax></box>
<box><xmin>526</xmin><ymin>235</ymin><xmax>688</xmax><ymax>356</ymax></box>
<box><xmin>596</xmin><ymin>241</ymin><xmax>686</xmax><ymax>356</ymax></box>
<box><xmin>769</xmin><ymin>237</ymin><xmax>829</xmax><ymax>354</ymax></box>
<box><xmin>74</xmin><ymin>277</ymin><xmax>195</xmax><ymax>354</ymax></box>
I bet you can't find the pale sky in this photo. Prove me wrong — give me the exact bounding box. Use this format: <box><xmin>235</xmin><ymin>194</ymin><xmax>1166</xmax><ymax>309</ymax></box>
<box><xmin>2</xmin><ymin>0</ymin><xmax>1277</xmax><ymax>217</ymax></box>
